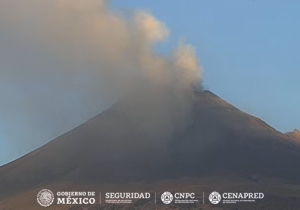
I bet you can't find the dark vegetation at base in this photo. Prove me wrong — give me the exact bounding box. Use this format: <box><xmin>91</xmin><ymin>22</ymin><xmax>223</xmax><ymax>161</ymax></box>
<box><xmin>65</xmin><ymin>196</ymin><xmax>300</xmax><ymax>210</ymax></box>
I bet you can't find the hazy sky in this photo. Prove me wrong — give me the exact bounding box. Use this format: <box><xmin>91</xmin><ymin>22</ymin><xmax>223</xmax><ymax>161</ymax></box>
<box><xmin>110</xmin><ymin>0</ymin><xmax>300</xmax><ymax>133</ymax></box>
<box><xmin>0</xmin><ymin>0</ymin><xmax>299</xmax><ymax>166</ymax></box>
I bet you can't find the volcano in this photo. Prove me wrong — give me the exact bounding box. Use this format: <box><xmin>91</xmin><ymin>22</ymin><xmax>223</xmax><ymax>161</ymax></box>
<box><xmin>0</xmin><ymin>90</ymin><xmax>300</xmax><ymax>210</ymax></box>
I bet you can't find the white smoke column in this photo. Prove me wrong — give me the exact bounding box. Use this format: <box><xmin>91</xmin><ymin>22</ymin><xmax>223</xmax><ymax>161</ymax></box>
<box><xmin>0</xmin><ymin>0</ymin><xmax>202</xmax><ymax>161</ymax></box>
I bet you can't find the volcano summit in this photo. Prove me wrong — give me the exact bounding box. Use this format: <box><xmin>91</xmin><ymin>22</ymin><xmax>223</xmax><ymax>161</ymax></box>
<box><xmin>0</xmin><ymin>91</ymin><xmax>300</xmax><ymax>210</ymax></box>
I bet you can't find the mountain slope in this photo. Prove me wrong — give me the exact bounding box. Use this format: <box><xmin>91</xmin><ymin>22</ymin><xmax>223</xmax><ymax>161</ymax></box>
<box><xmin>286</xmin><ymin>129</ymin><xmax>300</xmax><ymax>143</ymax></box>
<box><xmin>172</xmin><ymin>91</ymin><xmax>300</xmax><ymax>178</ymax></box>
<box><xmin>0</xmin><ymin>90</ymin><xmax>299</xmax><ymax>201</ymax></box>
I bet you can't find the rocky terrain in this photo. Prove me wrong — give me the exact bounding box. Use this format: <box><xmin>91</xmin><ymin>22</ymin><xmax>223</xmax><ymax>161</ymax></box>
<box><xmin>0</xmin><ymin>91</ymin><xmax>299</xmax><ymax>210</ymax></box>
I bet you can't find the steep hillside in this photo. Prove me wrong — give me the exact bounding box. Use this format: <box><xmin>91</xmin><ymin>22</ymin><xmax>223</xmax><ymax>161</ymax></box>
<box><xmin>0</xmin><ymin>91</ymin><xmax>299</xmax><ymax>203</ymax></box>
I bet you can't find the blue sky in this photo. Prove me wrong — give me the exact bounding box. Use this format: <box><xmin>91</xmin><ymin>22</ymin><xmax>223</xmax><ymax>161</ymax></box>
<box><xmin>111</xmin><ymin>0</ymin><xmax>300</xmax><ymax>133</ymax></box>
<box><xmin>0</xmin><ymin>0</ymin><xmax>299</xmax><ymax>166</ymax></box>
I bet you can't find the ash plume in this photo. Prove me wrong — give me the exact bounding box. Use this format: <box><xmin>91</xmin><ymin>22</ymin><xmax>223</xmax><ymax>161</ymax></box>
<box><xmin>0</xmin><ymin>0</ymin><xmax>202</xmax><ymax>160</ymax></box>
